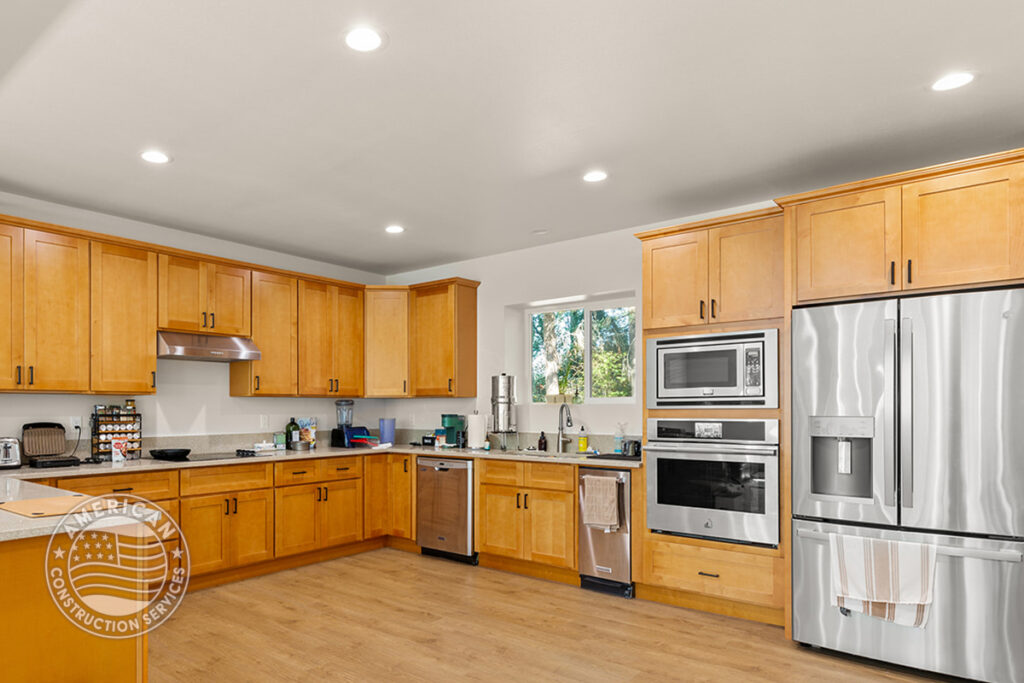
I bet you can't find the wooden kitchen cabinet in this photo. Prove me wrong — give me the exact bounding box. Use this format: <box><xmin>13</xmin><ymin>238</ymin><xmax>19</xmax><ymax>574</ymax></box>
<box><xmin>23</xmin><ymin>229</ymin><xmax>90</xmax><ymax>392</ymax></box>
<box><xmin>321</xmin><ymin>478</ymin><xmax>363</xmax><ymax>547</ymax></box>
<box><xmin>363</xmin><ymin>453</ymin><xmax>390</xmax><ymax>538</ymax></box>
<box><xmin>794</xmin><ymin>187</ymin><xmax>902</xmax><ymax>302</ymax></box>
<box><xmin>228</xmin><ymin>488</ymin><xmax>275</xmax><ymax>567</ymax></box>
<box><xmin>364</xmin><ymin>287</ymin><xmax>409</xmax><ymax>397</ymax></box>
<box><xmin>478</xmin><ymin>484</ymin><xmax>523</xmax><ymax>558</ymax></box>
<box><xmin>181</xmin><ymin>488</ymin><xmax>274</xmax><ymax>575</ymax></box>
<box><xmin>158</xmin><ymin>255</ymin><xmax>251</xmax><ymax>336</ymax></box>
<box><xmin>902</xmin><ymin>162</ymin><xmax>1024</xmax><ymax>290</ymax></box>
<box><xmin>478</xmin><ymin>482</ymin><xmax>576</xmax><ymax>570</ymax></box>
<box><xmin>230</xmin><ymin>271</ymin><xmax>297</xmax><ymax>396</ymax></box>
<box><xmin>708</xmin><ymin>215</ymin><xmax>784</xmax><ymax>322</ymax></box>
<box><xmin>298</xmin><ymin>279</ymin><xmax>364</xmax><ymax>397</ymax></box>
<box><xmin>362</xmin><ymin>453</ymin><xmax>414</xmax><ymax>540</ymax></box>
<box><xmin>409</xmin><ymin>278</ymin><xmax>479</xmax><ymax>397</ymax></box>
<box><xmin>0</xmin><ymin>223</ymin><xmax>23</xmax><ymax>390</ymax></box>
<box><xmin>90</xmin><ymin>242</ymin><xmax>158</xmax><ymax>394</ymax></box>
<box><xmin>277</xmin><ymin>479</ymin><xmax>363</xmax><ymax>556</ymax></box>
<box><xmin>642</xmin><ymin>230</ymin><xmax>708</xmax><ymax>329</ymax></box>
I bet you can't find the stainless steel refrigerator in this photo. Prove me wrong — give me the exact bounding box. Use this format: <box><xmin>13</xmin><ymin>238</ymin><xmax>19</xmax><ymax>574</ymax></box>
<box><xmin>791</xmin><ymin>289</ymin><xmax>1024</xmax><ymax>682</ymax></box>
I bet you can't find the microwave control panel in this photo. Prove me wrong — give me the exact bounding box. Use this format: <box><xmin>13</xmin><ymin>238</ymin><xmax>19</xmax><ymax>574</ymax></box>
<box><xmin>744</xmin><ymin>344</ymin><xmax>763</xmax><ymax>394</ymax></box>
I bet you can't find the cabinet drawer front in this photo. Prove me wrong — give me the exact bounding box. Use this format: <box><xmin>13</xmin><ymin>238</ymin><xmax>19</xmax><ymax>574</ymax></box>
<box><xmin>180</xmin><ymin>463</ymin><xmax>273</xmax><ymax>495</ymax></box>
<box><xmin>479</xmin><ymin>460</ymin><xmax>523</xmax><ymax>487</ymax></box>
<box><xmin>643</xmin><ymin>540</ymin><xmax>781</xmax><ymax>607</ymax></box>
<box><xmin>274</xmin><ymin>459</ymin><xmax>322</xmax><ymax>486</ymax></box>
<box><xmin>523</xmin><ymin>463</ymin><xmax>575</xmax><ymax>492</ymax></box>
<box><xmin>319</xmin><ymin>456</ymin><xmax>363</xmax><ymax>481</ymax></box>
<box><xmin>57</xmin><ymin>470</ymin><xmax>179</xmax><ymax>500</ymax></box>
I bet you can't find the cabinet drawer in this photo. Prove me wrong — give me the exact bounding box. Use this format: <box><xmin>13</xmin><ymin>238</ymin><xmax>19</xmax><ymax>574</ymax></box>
<box><xmin>274</xmin><ymin>459</ymin><xmax>321</xmax><ymax>486</ymax></box>
<box><xmin>643</xmin><ymin>540</ymin><xmax>781</xmax><ymax>607</ymax></box>
<box><xmin>319</xmin><ymin>456</ymin><xmax>362</xmax><ymax>481</ymax></box>
<box><xmin>479</xmin><ymin>460</ymin><xmax>523</xmax><ymax>486</ymax></box>
<box><xmin>524</xmin><ymin>463</ymin><xmax>574</xmax><ymax>492</ymax></box>
<box><xmin>57</xmin><ymin>470</ymin><xmax>179</xmax><ymax>500</ymax></box>
<box><xmin>179</xmin><ymin>463</ymin><xmax>273</xmax><ymax>495</ymax></box>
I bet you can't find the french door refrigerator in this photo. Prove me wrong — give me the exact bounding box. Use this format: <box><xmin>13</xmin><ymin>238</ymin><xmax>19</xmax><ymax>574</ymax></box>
<box><xmin>791</xmin><ymin>289</ymin><xmax>1024</xmax><ymax>682</ymax></box>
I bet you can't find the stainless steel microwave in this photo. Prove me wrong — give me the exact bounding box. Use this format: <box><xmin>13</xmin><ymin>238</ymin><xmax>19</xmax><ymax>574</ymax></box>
<box><xmin>646</xmin><ymin>329</ymin><xmax>778</xmax><ymax>408</ymax></box>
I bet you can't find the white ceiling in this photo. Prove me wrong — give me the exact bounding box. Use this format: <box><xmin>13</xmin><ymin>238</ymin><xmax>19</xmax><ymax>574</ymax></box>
<box><xmin>2</xmin><ymin>1</ymin><xmax>1023</xmax><ymax>274</ymax></box>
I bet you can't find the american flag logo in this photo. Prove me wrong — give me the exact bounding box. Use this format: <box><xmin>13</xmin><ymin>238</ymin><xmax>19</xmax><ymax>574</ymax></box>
<box><xmin>66</xmin><ymin>527</ymin><xmax>169</xmax><ymax>616</ymax></box>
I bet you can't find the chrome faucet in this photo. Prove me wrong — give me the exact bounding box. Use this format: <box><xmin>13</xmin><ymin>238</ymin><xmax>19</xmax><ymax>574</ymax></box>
<box><xmin>557</xmin><ymin>403</ymin><xmax>574</xmax><ymax>453</ymax></box>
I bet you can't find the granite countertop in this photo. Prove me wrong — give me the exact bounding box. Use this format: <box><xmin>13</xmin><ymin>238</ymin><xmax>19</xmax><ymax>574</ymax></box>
<box><xmin>0</xmin><ymin>477</ymin><xmax>78</xmax><ymax>541</ymax></box>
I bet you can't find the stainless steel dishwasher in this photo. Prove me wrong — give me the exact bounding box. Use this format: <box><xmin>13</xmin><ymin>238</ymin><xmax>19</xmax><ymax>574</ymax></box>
<box><xmin>579</xmin><ymin>467</ymin><xmax>633</xmax><ymax>597</ymax></box>
<box><xmin>416</xmin><ymin>457</ymin><xmax>477</xmax><ymax>563</ymax></box>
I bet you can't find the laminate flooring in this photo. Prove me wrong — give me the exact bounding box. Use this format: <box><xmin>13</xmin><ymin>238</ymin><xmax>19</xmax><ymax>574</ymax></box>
<box><xmin>149</xmin><ymin>549</ymin><xmax>942</xmax><ymax>682</ymax></box>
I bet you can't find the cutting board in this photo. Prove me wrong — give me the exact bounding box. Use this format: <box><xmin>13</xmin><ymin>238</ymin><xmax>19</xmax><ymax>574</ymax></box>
<box><xmin>0</xmin><ymin>494</ymin><xmax>87</xmax><ymax>518</ymax></box>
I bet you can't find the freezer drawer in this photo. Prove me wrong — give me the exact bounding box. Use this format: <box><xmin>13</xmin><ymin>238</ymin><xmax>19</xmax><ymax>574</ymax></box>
<box><xmin>792</xmin><ymin>520</ymin><xmax>1024</xmax><ymax>682</ymax></box>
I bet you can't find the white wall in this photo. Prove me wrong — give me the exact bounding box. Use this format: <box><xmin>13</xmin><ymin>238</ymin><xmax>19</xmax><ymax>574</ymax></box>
<box><xmin>385</xmin><ymin>199</ymin><xmax>777</xmax><ymax>437</ymax></box>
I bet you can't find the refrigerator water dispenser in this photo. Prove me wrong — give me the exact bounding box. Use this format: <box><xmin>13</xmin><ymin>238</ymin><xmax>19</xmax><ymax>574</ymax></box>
<box><xmin>809</xmin><ymin>417</ymin><xmax>874</xmax><ymax>498</ymax></box>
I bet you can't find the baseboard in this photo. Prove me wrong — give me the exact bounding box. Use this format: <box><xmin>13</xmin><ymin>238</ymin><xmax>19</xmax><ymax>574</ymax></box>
<box><xmin>635</xmin><ymin>583</ymin><xmax>785</xmax><ymax>627</ymax></box>
<box><xmin>384</xmin><ymin>536</ymin><xmax>421</xmax><ymax>553</ymax></box>
<box><xmin>477</xmin><ymin>553</ymin><xmax>580</xmax><ymax>587</ymax></box>
<box><xmin>186</xmin><ymin>538</ymin><xmax>386</xmax><ymax>591</ymax></box>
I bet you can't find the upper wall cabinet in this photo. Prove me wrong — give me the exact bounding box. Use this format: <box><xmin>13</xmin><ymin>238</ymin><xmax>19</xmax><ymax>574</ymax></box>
<box><xmin>0</xmin><ymin>224</ymin><xmax>23</xmax><ymax>390</ymax></box>
<box><xmin>158</xmin><ymin>255</ymin><xmax>251</xmax><ymax>336</ymax></box>
<box><xmin>639</xmin><ymin>211</ymin><xmax>783</xmax><ymax>330</ymax></box>
<box><xmin>91</xmin><ymin>243</ymin><xmax>158</xmax><ymax>394</ymax></box>
<box><xmin>410</xmin><ymin>278</ymin><xmax>479</xmax><ymax>397</ymax></box>
<box><xmin>23</xmin><ymin>229</ymin><xmax>90</xmax><ymax>392</ymax></box>
<box><xmin>786</xmin><ymin>157</ymin><xmax>1024</xmax><ymax>302</ymax></box>
<box><xmin>364</xmin><ymin>287</ymin><xmax>409</xmax><ymax>398</ymax></box>
<box><xmin>230</xmin><ymin>272</ymin><xmax>297</xmax><ymax>396</ymax></box>
<box><xmin>298</xmin><ymin>279</ymin><xmax>364</xmax><ymax>397</ymax></box>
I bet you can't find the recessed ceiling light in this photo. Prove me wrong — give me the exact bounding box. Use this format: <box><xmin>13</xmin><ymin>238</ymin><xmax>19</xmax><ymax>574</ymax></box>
<box><xmin>582</xmin><ymin>169</ymin><xmax>608</xmax><ymax>183</ymax></box>
<box><xmin>931</xmin><ymin>72</ymin><xmax>974</xmax><ymax>91</ymax></box>
<box><xmin>345</xmin><ymin>26</ymin><xmax>384</xmax><ymax>52</ymax></box>
<box><xmin>140</xmin><ymin>149</ymin><xmax>171</xmax><ymax>164</ymax></box>
<box><xmin>385</xmin><ymin>225</ymin><xmax>404</xmax><ymax>234</ymax></box>
<box><xmin>532</xmin><ymin>229</ymin><xmax>549</xmax><ymax>236</ymax></box>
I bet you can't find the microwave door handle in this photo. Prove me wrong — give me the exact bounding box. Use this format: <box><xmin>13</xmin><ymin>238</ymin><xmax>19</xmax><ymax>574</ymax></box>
<box><xmin>883</xmin><ymin>318</ymin><xmax>897</xmax><ymax>508</ymax></box>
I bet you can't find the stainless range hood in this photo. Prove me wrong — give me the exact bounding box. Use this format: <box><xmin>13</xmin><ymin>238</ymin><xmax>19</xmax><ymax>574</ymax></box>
<box><xmin>157</xmin><ymin>332</ymin><xmax>261</xmax><ymax>362</ymax></box>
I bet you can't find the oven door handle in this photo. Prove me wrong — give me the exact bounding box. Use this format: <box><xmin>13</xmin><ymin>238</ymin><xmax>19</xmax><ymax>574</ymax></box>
<box><xmin>643</xmin><ymin>443</ymin><xmax>778</xmax><ymax>457</ymax></box>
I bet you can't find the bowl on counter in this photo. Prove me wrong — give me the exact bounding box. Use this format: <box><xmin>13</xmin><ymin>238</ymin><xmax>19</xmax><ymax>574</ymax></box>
<box><xmin>149</xmin><ymin>449</ymin><xmax>191</xmax><ymax>462</ymax></box>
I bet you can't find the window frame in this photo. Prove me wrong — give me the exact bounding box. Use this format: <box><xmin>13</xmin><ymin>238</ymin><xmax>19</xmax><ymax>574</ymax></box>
<box><xmin>525</xmin><ymin>298</ymin><xmax>638</xmax><ymax>405</ymax></box>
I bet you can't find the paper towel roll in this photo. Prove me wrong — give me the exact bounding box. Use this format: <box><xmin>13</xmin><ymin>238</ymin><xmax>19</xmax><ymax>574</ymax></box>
<box><xmin>467</xmin><ymin>413</ymin><xmax>488</xmax><ymax>449</ymax></box>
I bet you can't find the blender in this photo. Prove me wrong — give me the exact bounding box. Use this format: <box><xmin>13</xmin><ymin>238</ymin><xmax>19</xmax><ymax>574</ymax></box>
<box><xmin>331</xmin><ymin>400</ymin><xmax>354</xmax><ymax>447</ymax></box>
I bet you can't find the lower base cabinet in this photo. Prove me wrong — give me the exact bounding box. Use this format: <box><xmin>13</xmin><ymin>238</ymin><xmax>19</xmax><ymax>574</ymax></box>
<box><xmin>363</xmin><ymin>453</ymin><xmax>414</xmax><ymax>540</ymax></box>
<box><xmin>276</xmin><ymin>480</ymin><xmax>364</xmax><ymax>556</ymax></box>
<box><xmin>478</xmin><ymin>484</ymin><xmax>575</xmax><ymax>570</ymax></box>
<box><xmin>180</xmin><ymin>489</ymin><xmax>274</xmax><ymax>575</ymax></box>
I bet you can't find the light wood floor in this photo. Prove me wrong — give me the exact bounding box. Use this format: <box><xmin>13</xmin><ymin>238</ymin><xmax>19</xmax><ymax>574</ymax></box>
<box><xmin>150</xmin><ymin>549</ymin><xmax>940</xmax><ymax>682</ymax></box>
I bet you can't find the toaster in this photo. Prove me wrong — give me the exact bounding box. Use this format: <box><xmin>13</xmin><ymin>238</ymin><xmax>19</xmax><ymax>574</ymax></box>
<box><xmin>0</xmin><ymin>437</ymin><xmax>22</xmax><ymax>469</ymax></box>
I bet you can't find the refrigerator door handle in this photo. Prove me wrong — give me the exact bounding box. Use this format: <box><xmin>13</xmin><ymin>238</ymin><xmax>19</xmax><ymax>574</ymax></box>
<box><xmin>795</xmin><ymin>528</ymin><xmax>1023</xmax><ymax>563</ymax></box>
<box><xmin>900</xmin><ymin>317</ymin><xmax>914</xmax><ymax>509</ymax></box>
<box><xmin>883</xmin><ymin>318</ymin><xmax>897</xmax><ymax>508</ymax></box>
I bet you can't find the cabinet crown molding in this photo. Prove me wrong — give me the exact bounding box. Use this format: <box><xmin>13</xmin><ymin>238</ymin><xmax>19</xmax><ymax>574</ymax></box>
<box><xmin>635</xmin><ymin>206</ymin><xmax>783</xmax><ymax>241</ymax></box>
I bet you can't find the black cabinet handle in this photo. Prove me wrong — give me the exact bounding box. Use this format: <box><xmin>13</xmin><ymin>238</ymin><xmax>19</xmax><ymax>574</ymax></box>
<box><xmin>15</xmin><ymin>366</ymin><xmax>20</xmax><ymax>385</ymax></box>
<box><xmin>524</xmin><ymin>493</ymin><xmax>529</xmax><ymax>510</ymax></box>
<box><xmin>113</xmin><ymin>487</ymin><xmax>133</xmax><ymax>493</ymax></box>
<box><xmin>232</xmin><ymin>497</ymin><xmax>238</xmax><ymax>514</ymax></box>
<box><xmin>699</xmin><ymin>300</ymin><xmax>705</xmax><ymax>320</ymax></box>
<box><xmin>316</xmin><ymin>486</ymin><xmax>322</xmax><ymax>502</ymax></box>
<box><xmin>710</xmin><ymin>299</ymin><xmax>717</xmax><ymax>318</ymax></box>
<box><xmin>907</xmin><ymin>259</ymin><xmax>913</xmax><ymax>284</ymax></box>
<box><xmin>210</xmin><ymin>312</ymin><xmax>215</xmax><ymax>329</ymax></box>
<box><xmin>403</xmin><ymin>379</ymin><xmax>406</xmax><ymax>394</ymax></box>
<box><xmin>255</xmin><ymin>375</ymin><xmax>260</xmax><ymax>391</ymax></box>
<box><xmin>516</xmin><ymin>492</ymin><xmax>521</xmax><ymax>509</ymax></box>
<box><xmin>202</xmin><ymin>312</ymin><xmax>208</xmax><ymax>328</ymax></box>
<box><xmin>292</xmin><ymin>470</ymin><xmax>307</xmax><ymax>475</ymax></box>
<box><xmin>403</xmin><ymin>459</ymin><xmax>407</xmax><ymax>473</ymax></box>
<box><xmin>28</xmin><ymin>366</ymin><xmax>33</xmax><ymax>385</ymax></box>
<box><xmin>448</xmin><ymin>378</ymin><xmax>453</xmax><ymax>392</ymax></box>
<box><xmin>151</xmin><ymin>371</ymin><xmax>157</xmax><ymax>388</ymax></box>
<box><xmin>323</xmin><ymin>486</ymin><xmax>328</xmax><ymax>501</ymax></box>
<box><xmin>336</xmin><ymin>467</ymin><xmax>350</xmax><ymax>471</ymax></box>
<box><xmin>890</xmin><ymin>261</ymin><xmax>896</xmax><ymax>285</ymax></box>
<box><xmin>224</xmin><ymin>499</ymin><xmax>230</xmax><ymax>515</ymax></box>
<box><xmin>698</xmin><ymin>571</ymin><xmax>720</xmax><ymax>578</ymax></box>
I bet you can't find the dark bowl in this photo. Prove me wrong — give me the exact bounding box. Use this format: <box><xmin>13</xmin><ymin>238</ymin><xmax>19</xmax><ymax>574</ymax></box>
<box><xmin>149</xmin><ymin>448</ymin><xmax>191</xmax><ymax>461</ymax></box>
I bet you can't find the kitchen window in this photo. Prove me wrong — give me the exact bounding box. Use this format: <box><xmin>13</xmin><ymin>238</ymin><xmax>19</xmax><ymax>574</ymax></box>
<box><xmin>529</xmin><ymin>303</ymin><xmax>636</xmax><ymax>404</ymax></box>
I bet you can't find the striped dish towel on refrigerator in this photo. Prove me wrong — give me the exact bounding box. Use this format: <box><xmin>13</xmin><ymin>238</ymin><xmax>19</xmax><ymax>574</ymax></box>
<box><xmin>829</xmin><ymin>533</ymin><xmax>937</xmax><ymax>628</ymax></box>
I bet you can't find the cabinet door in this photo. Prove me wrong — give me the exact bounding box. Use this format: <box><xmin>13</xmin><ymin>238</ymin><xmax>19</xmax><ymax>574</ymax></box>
<box><xmin>179</xmin><ymin>494</ymin><xmax>231</xmax><ymax>575</ymax></box>
<box><xmin>229</xmin><ymin>489</ymin><xmax>274</xmax><ymax>567</ymax></box>
<box><xmin>322</xmin><ymin>479</ymin><xmax>363</xmax><ymax>547</ymax></box>
<box><xmin>523</xmin><ymin>489</ymin><xmax>575</xmax><ymax>569</ymax></box>
<box><xmin>362</xmin><ymin>454</ymin><xmax>389</xmax><ymax>538</ymax></box>
<box><xmin>388</xmin><ymin>454</ymin><xmax>414</xmax><ymax>540</ymax></box>
<box><xmin>158</xmin><ymin>254</ymin><xmax>206</xmax><ymax>331</ymax></box>
<box><xmin>274</xmin><ymin>484</ymin><xmax>320</xmax><ymax>557</ymax></box>
<box><xmin>902</xmin><ymin>163</ymin><xmax>1024</xmax><ymax>290</ymax></box>
<box><xmin>795</xmin><ymin>187</ymin><xmax>902</xmax><ymax>301</ymax></box>
<box><xmin>364</xmin><ymin>288</ymin><xmax>409</xmax><ymax>397</ymax></box>
<box><xmin>642</xmin><ymin>231</ymin><xmax>709</xmax><ymax>329</ymax></box>
<box><xmin>0</xmin><ymin>224</ymin><xmax>23</xmax><ymax>390</ymax></box>
<box><xmin>709</xmin><ymin>216</ymin><xmax>784</xmax><ymax>323</ymax></box>
<box><xmin>90</xmin><ymin>243</ymin><xmax>157</xmax><ymax>394</ymax></box>
<box><xmin>478</xmin><ymin>484</ymin><xmax>523</xmax><ymax>559</ymax></box>
<box><xmin>334</xmin><ymin>285</ymin><xmax>364</xmax><ymax>396</ymax></box>
<box><xmin>410</xmin><ymin>283</ymin><xmax>454</xmax><ymax>396</ymax></box>
<box><xmin>23</xmin><ymin>229</ymin><xmax>90</xmax><ymax>391</ymax></box>
<box><xmin>235</xmin><ymin>271</ymin><xmax>297</xmax><ymax>395</ymax></box>
<box><xmin>207</xmin><ymin>264</ymin><xmax>251</xmax><ymax>336</ymax></box>
<box><xmin>297</xmin><ymin>280</ymin><xmax>334</xmax><ymax>396</ymax></box>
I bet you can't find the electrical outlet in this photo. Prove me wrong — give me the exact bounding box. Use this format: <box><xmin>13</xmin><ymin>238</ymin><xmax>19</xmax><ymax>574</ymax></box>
<box><xmin>259</xmin><ymin>415</ymin><xmax>270</xmax><ymax>430</ymax></box>
<box><xmin>70</xmin><ymin>416</ymin><xmax>83</xmax><ymax>430</ymax></box>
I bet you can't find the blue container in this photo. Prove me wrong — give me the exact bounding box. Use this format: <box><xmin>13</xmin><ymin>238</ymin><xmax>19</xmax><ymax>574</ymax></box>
<box><xmin>379</xmin><ymin>418</ymin><xmax>396</xmax><ymax>445</ymax></box>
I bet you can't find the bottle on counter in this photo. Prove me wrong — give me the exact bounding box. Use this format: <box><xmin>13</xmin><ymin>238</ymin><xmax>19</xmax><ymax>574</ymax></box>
<box><xmin>285</xmin><ymin>417</ymin><xmax>300</xmax><ymax>450</ymax></box>
<box><xmin>578</xmin><ymin>425</ymin><xmax>588</xmax><ymax>453</ymax></box>
<box><xmin>614</xmin><ymin>422</ymin><xmax>626</xmax><ymax>454</ymax></box>
<box><xmin>537</xmin><ymin>431</ymin><xmax>548</xmax><ymax>452</ymax></box>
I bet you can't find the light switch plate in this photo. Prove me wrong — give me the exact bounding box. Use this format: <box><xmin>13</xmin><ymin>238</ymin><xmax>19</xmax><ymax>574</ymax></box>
<box><xmin>259</xmin><ymin>415</ymin><xmax>270</xmax><ymax>430</ymax></box>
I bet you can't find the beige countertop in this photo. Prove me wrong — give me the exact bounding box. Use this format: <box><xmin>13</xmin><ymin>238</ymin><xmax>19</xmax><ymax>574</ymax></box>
<box><xmin>0</xmin><ymin>445</ymin><xmax>640</xmax><ymax>542</ymax></box>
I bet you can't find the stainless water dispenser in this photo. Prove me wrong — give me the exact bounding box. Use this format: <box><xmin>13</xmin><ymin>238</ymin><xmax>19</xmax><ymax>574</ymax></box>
<box><xmin>809</xmin><ymin>417</ymin><xmax>874</xmax><ymax>499</ymax></box>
